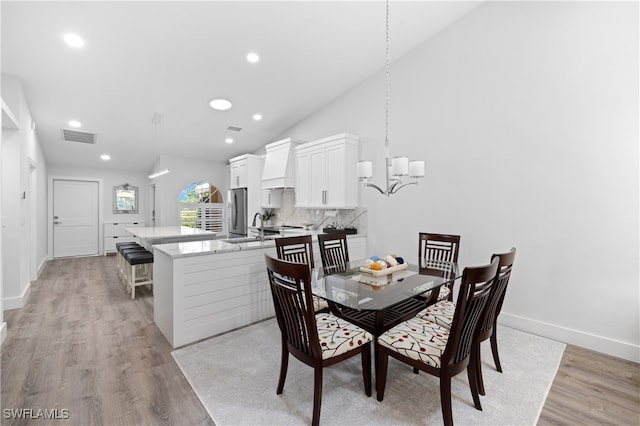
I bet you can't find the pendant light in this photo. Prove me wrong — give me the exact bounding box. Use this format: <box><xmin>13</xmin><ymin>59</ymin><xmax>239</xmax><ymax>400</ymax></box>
<box><xmin>357</xmin><ymin>0</ymin><xmax>424</xmax><ymax>196</ymax></box>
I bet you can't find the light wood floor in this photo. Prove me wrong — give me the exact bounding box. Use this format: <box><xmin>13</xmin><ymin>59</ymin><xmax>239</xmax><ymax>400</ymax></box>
<box><xmin>539</xmin><ymin>343</ymin><xmax>639</xmax><ymax>425</ymax></box>
<box><xmin>2</xmin><ymin>256</ymin><xmax>639</xmax><ymax>425</ymax></box>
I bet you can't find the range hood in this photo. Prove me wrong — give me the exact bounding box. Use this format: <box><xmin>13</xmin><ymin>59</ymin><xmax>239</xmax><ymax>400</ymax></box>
<box><xmin>262</xmin><ymin>138</ymin><xmax>305</xmax><ymax>189</ymax></box>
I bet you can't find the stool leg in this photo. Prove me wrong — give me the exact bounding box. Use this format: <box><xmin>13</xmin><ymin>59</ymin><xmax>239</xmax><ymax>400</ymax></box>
<box><xmin>130</xmin><ymin>264</ymin><xmax>136</xmax><ymax>299</ymax></box>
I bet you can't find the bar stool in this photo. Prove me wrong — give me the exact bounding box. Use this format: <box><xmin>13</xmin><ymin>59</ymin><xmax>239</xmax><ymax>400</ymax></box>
<box><xmin>123</xmin><ymin>249</ymin><xmax>153</xmax><ymax>299</ymax></box>
<box><xmin>116</xmin><ymin>243</ymin><xmax>141</xmax><ymax>281</ymax></box>
<box><xmin>117</xmin><ymin>244</ymin><xmax>145</xmax><ymax>284</ymax></box>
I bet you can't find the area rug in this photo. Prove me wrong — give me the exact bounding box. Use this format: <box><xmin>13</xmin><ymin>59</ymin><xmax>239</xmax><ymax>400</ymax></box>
<box><xmin>172</xmin><ymin>318</ymin><xmax>565</xmax><ymax>425</ymax></box>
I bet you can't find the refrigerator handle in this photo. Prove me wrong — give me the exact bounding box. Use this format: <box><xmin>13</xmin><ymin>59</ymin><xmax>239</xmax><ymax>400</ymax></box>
<box><xmin>232</xmin><ymin>192</ymin><xmax>237</xmax><ymax>229</ymax></box>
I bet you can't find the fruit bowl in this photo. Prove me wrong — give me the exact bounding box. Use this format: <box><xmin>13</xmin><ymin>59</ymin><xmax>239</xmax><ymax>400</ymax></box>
<box><xmin>360</xmin><ymin>254</ymin><xmax>406</xmax><ymax>276</ymax></box>
<box><xmin>360</xmin><ymin>262</ymin><xmax>408</xmax><ymax>277</ymax></box>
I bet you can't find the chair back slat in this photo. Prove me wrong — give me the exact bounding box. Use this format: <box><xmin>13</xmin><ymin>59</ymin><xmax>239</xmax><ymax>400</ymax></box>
<box><xmin>275</xmin><ymin>235</ymin><xmax>314</xmax><ymax>270</ymax></box>
<box><xmin>444</xmin><ymin>258</ymin><xmax>498</xmax><ymax>366</ymax></box>
<box><xmin>418</xmin><ymin>233</ymin><xmax>461</xmax><ymax>302</ymax></box>
<box><xmin>318</xmin><ymin>232</ymin><xmax>349</xmax><ymax>276</ymax></box>
<box><xmin>478</xmin><ymin>248</ymin><xmax>516</xmax><ymax>335</ymax></box>
<box><xmin>418</xmin><ymin>233</ymin><xmax>460</xmax><ymax>269</ymax></box>
<box><xmin>265</xmin><ymin>255</ymin><xmax>320</xmax><ymax>359</ymax></box>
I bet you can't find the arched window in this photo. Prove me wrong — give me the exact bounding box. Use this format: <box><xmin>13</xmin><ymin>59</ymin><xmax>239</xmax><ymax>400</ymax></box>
<box><xmin>179</xmin><ymin>182</ymin><xmax>224</xmax><ymax>232</ymax></box>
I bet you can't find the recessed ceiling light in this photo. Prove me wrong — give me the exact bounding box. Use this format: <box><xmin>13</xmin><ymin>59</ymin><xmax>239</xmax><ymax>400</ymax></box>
<box><xmin>246</xmin><ymin>52</ymin><xmax>260</xmax><ymax>63</ymax></box>
<box><xmin>209</xmin><ymin>99</ymin><xmax>232</xmax><ymax>110</ymax></box>
<box><xmin>64</xmin><ymin>33</ymin><xmax>84</xmax><ymax>48</ymax></box>
<box><xmin>100</xmin><ymin>154</ymin><xmax>111</xmax><ymax>161</ymax></box>
<box><xmin>225</xmin><ymin>138</ymin><xmax>234</xmax><ymax>144</ymax></box>
<box><xmin>68</xmin><ymin>120</ymin><xmax>82</xmax><ymax>128</ymax></box>
<box><xmin>252</xmin><ymin>114</ymin><xmax>262</xmax><ymax>121</ymax></box>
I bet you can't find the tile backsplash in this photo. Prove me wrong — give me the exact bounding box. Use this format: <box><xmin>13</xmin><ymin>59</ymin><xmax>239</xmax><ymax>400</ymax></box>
<box><xmin>264</xmin><ymin>189</ymin><xmax>367</xmax><ymax>234</ymax></box>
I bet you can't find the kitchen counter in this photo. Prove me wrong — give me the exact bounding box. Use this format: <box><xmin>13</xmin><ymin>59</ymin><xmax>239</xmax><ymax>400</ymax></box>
<box><xmin>152</xmin><ymin>232</ymin><xmax>367</xmax><ymax>348</ymax></box>
<box><xmin>153</xmin><ymin>230</ymin><xmax>365</xmax><ymax>259</ymax></box>
<box><xmin>125</xmin><ymin>225</ymin><xmax>221</xmax><ymax>249</ymax></box>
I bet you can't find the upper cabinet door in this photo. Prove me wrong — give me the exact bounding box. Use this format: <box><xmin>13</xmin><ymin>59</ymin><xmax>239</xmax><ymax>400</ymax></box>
<box><xmin>309</xmin><ymin>148</ymin><xmax>326</xmax><ymax>206</ymax></box>
<box><xmin>230</xmin><ymin>160</ymin><xmax>248</xmax><ymax>189</ymax></box>
<box><xmin>261</xmin><ymin>189</ymin><xmax>282</xmax><ymax>208</ymax></box>
<box><xmin>293</xmin><ymin>133</ymin><xmax>359</xmax><ymax>209</ymax></box>
<box><xmin>294</xmin><ymin>149</ymin><xmax>312</xmax><ymax>207</ymax></box>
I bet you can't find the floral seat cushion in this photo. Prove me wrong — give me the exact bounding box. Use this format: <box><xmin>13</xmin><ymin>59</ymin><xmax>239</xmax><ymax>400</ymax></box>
<box><xmin>420</xmin><ymin>285</ymin><xmax>451</xmax><ymax>302</ymax></box>
<box><xmin>313</xmin><ymin>296</ymin><xmax>329</xmax><ymax>312</ymax></box>
<box><xmin>377</xmin><ymin>316</ymin><xmax>450</xmax><ymax>368</ymax></box>
<box><xmin>417</xmin><ymin>300</ymin><xmax>455</xmax><ymax>329</ymax></box>
<box><xmin>315</xmin><ymin>313</ymin><xmax>373</xmax><ymax>360</ymax></box>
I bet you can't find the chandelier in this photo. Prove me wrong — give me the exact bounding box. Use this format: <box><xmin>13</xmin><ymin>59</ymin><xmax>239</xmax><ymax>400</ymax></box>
<box><xmin>357</xmin><ymin>0</ymin><xmax>424</xmax><ymax>196</ymax></box>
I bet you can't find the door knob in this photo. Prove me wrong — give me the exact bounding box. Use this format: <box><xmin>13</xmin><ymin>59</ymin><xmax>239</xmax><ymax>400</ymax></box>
<box><xmin>54</xmin><ymin>221</ymin><xmax>61</xmax><ymax>225</ymax></box>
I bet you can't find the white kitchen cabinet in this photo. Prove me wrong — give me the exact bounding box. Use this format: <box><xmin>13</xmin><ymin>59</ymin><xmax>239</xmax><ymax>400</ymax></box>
<box><xmin>294</xmin><ymin>133</ymin><xmax>359</xmax><ymax>209</ymax></box>
<box><xmin>229</xmin><ymin>158</ymin><xmax>248</xmax><ymax>189</ymax></box>
<box><xmin>103</xmin><ymin>221</ymin><xmax>145</xmax><ymax>254</ymax></box>
<box><xmin>228</xmin><ymin>154</ymin><xmax>262</xmax><ymax>230</ymax></box>
<box><xmin>261</xmin><ymin>189</ymin><xmax>282</xmax><ymax>209</ymax></box>
<box><xmin>229</xmin><ymin>154</ymin><xmax>261</xmax><ymax>189</ymax></box>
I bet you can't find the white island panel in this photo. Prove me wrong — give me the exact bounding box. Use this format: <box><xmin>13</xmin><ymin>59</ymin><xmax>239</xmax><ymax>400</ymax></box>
<box><xmin>155</xmin><ymin>245</ymin><xmax>277</xmax><ymax>348</ymax></box>
<box><xmin>153</xmin><ymin>234</ymin><xmax>367</xmax><ymax>348</ymax></box>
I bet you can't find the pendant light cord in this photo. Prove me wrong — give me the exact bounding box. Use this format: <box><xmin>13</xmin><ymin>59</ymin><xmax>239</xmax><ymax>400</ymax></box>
<box><xmin>384</xmin><ymin>0</ymin><xmax>390</xmax><ymax>155</ymax></box>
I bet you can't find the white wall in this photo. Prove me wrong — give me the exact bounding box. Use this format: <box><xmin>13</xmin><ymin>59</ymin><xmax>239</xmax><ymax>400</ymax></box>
<box><xmin>47</xmin><ymin>165</ymin><xmax>149</xmax><ymax>223</ymax></box>
<box><xmin>151</xmin><ymin>154</ymin><xmax>229</xmax><ymax>231</ymax></box>
<box><xmin>1</xmin><ymin>74</ymin><xmax>48</xmax><ymax>311</ymax></box>
<box><xmin>46</xmin><ymin>165</ymin><xmax>149</xmax><ymax>255</ymax></box>
<box><xmin>279</xmin><ymin>2</ymin><xmax>639</xmax><ymax>361</ymax></box>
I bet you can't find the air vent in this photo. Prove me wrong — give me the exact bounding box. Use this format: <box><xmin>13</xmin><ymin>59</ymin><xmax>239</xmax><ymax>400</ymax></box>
<box><xmin>227</xmin><ymin>125</ymin><xmax>242</xmax><ymax>132</ymax></box>
<box><xmin>61</xmin><ymin>128</ymin><xmax>97</xmax><ymax>144</ymax></box>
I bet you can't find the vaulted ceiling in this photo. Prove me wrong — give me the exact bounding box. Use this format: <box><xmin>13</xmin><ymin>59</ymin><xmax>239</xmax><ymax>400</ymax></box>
<box><xmin>2</xmin><ymin>1</ymin><xmax>481</xmax><ymax>173</ymax></box>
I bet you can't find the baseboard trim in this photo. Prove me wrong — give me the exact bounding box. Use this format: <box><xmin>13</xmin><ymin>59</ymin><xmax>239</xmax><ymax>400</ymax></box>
<box><xmin>499</xmin><ymin>312</ymin><xmax>639</xmax><ymax>363</ymax></box>
<box><xmin>37</xmin><ymin>257</ymin><xmax>47</xmax><ymax>279</ymax></box>
<box><xmin>3</xmin><ymin>281</ymin><xmax>32</xmax><ymax>311</ymax></box>
<box><xmin>0</xmin><ymin>322</ymin><xmax>6</xmax><ymax>345</ymax></box>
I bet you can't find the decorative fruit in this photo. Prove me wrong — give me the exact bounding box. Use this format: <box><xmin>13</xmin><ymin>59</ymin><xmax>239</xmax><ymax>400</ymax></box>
<box><xmin>395</xmin><ymin>256</ymin><xmax>405</xmax><ymax>265</ymax></box>
<box><xmin>384</xmin><ymin>255</ymin><xmax>398</xmax><ymax>267</ymax></box>
<box><xmin>370</xmin><ymin>262</ymin><xmax>382</xmax><ymax>271</ymax></box>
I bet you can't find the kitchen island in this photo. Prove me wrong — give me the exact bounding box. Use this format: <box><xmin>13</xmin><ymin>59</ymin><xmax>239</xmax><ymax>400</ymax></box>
<box><xmin>152</xmin><ymin>232</ymin><xmax>366</xmax><ymax>348</ymax></box>
<box><xmin>125</xmin><ymin>225</ymin><xmax>221</xmax><ymax>249</ymax></box>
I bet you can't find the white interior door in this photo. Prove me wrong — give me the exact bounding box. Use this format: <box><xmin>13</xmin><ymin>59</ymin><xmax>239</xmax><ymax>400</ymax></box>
<box><xmin>53</xmin><ymin>179</ymin><xmax>99</xmax><ymax>258</ymax></box>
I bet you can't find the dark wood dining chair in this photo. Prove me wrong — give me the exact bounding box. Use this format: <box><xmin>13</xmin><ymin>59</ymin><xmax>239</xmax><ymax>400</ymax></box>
<box><xmin>318</xmin><ymin>232</ymin><xmax>426</xmax><ymax>337</ymax></box>
<box><xmin>417</xmin><ymin>248</ymin><xmax>517</xmax><ymax>409</ymax></box>
<box><xmin>275</xmin><ymin>235</ymin><xmax>328</xmax><ymax>312</ymax></box>
<box><xmin>317</xmin><ymin>232</ymin><xmax>349</xmax><ymax>275</ymax></box>
<box><xmin>417</xmin><ymin>232</ymin><xmax>461</xmax><ymax>303</ymax></box>
<box><xmin>276</xmin><ymin>235</ymin><xmax>315</xmax><ymax>268</ymax></box>
<box><xmin>264</xmin><ymin>254</ymin><xmax>372</xmax><ymax>426</ymax></box>
<box><xmin>472</xmin><ymin>247</ymin><xmax>516</xmax><ymax>398</ymax></box>
<box><xmin>376</xmin><ymin>258</ymin><xmax>499</xmax><ymax>426</ymax></box>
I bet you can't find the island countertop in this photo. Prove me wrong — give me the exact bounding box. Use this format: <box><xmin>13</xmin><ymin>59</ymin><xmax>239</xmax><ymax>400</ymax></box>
<box><xmin>125</xmin><ymin>225</ymin><xmax>219</xmax><ymax>239</ymax></box>
<box><xmin>153</xmin><ymin>231</ymin><xmax>366</xmax><ymax>259</ymax></box>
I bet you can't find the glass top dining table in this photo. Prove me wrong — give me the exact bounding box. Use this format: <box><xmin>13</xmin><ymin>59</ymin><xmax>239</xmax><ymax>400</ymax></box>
<box><xmin>312</xmin><ymin>259</ymin><xmax>460</xmax><ymax>312</ymax></box>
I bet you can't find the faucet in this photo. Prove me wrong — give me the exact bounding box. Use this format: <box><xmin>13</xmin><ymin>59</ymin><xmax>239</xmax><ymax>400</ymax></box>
<box><xmin>252</xmin><ymin>212</ymin><xmax>264</xmax><ymax>242</ymax></box>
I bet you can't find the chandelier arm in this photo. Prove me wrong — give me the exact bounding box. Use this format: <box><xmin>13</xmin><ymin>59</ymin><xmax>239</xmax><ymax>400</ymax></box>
<box><xmin>363</xmin><ymin>182</ymin><xmax>387</xmax><ymax>195</ymax></box>
<box><xmin>389</xmin><ymin>181</ymin><xmax>418</xmax><ymax>195</ymax></box>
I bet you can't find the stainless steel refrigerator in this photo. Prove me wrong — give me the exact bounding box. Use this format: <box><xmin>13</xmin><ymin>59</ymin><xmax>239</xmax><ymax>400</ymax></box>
<box><xmin>228</xmin><ymin>188</ymin><xmax>248</xmax><ymax>238</ymax></box>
